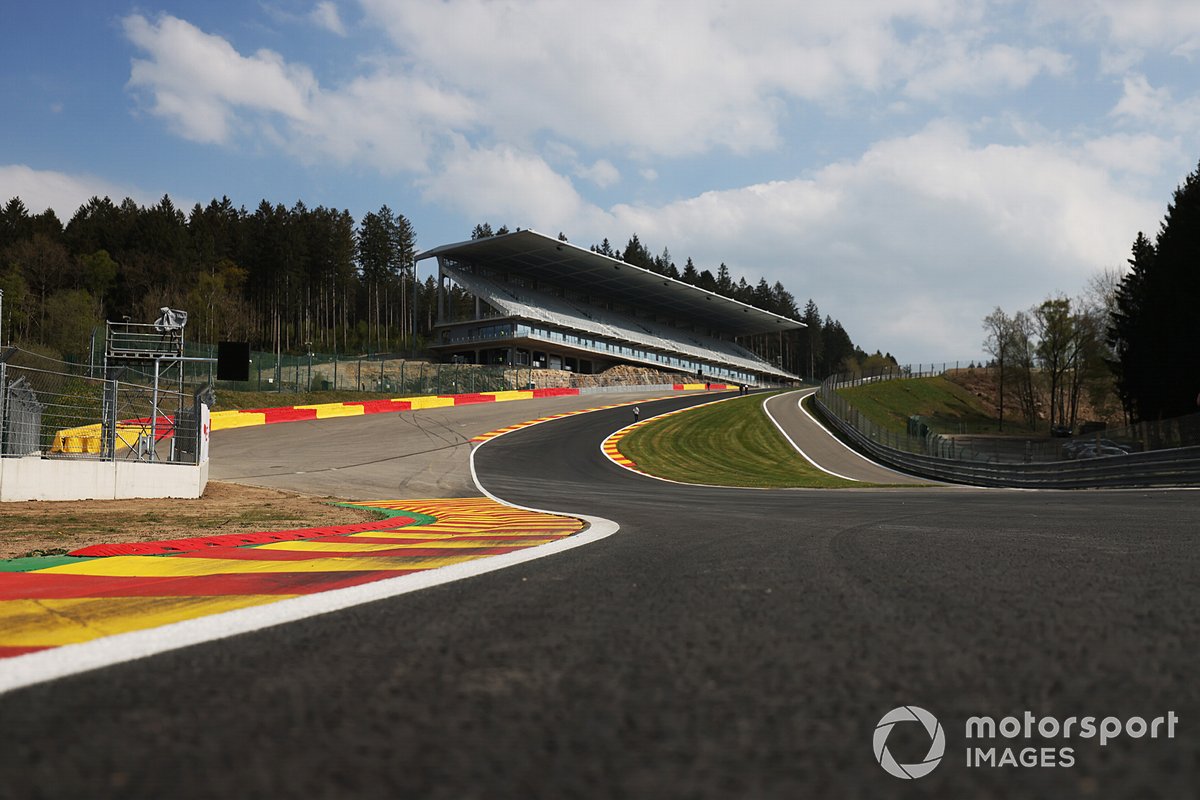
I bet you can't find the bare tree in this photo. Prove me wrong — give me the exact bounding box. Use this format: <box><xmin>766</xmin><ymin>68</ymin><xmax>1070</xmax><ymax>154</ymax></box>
<box><xmin>982</xmin><ymin>307</ymin><xmax>1013</xmax><ymax>431</ymax></box>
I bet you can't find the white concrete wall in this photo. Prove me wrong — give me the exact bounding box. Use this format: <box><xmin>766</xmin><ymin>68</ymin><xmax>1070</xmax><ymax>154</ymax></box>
<box><xmin>0</xmin><ymin>456</ymin><xmax>208</xmax><ymax>502</ymax></box>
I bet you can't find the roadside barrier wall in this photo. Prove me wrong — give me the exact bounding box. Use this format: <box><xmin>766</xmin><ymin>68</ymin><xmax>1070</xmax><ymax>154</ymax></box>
<box><xmin>814</xmin><ymin>370</ymin><xmax>1200</xmax><ymax>489</ymax></box>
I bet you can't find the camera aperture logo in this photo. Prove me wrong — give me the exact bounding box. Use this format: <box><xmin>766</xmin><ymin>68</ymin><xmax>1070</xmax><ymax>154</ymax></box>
<box><xmin>874</xmin><ymin>705</ymin><xmax>1180</xmax><ymax>778</ymax></box>
<box><xmin>874</xmin><ymin>706</ymin><xmax>946</xmax><ymax>779</ymax></box>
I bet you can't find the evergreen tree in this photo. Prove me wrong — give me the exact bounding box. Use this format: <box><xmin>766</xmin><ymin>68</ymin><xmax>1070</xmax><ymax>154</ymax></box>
<box><xmin>622</xmin><ymin>234</ymin><xmax>653</xmax><ymax>269</ymax></box>
<box><xmin>799</xmin><ymin>300</ymin><xmax>823</xmax><ymax>380</ymax></box>
<box><xmin>716</xmin><ymin>262</ymin><xmax>733</xmax><ymax>296</ymax></box>
<box><xmin>752</xmin><ymin>278</ymin><xmax>772</xmax><ymax>310</ymax></box>
<box><xmin>651</xmin><ymin>246</ymin><xmax>674</xmax><ymax>276</ymax></box>
<box><xmin>1108</xmin><ymin>160</ymin><xmax>1200</xmax><ymax>420</ymax></box>
<box><xmin>680</xmin><ymin>257</ymin><xmax>699</xmax><ymax>284</ymax></box>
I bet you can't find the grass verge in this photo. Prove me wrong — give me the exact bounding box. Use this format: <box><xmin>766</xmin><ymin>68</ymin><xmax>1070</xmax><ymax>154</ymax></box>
<box><xmin>618</xmin><ymin>393</ymin><xmax>867</xmax><ymax>488</ymax></box>
<box><xmin>837</xmin><ymin>376</ymin><xmax>1035</xmax><ymax>435</ymax></box>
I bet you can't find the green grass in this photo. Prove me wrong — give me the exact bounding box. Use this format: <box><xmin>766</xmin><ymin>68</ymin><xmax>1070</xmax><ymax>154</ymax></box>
<box><xmin>837</xmin><ymin>376</ymin><xmax>1036</xmax><ymax>436</ymax></box>
<box><xmin>618</xmin><ymin>393</ymin><xmax>867</xmax><ymax>488</ymax></box>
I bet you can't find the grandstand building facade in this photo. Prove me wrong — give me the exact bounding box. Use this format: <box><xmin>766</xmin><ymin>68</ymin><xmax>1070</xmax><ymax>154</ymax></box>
<box><xmin>416</xmin><ymin>230</ymin><xmax>802</xmax><ymax>385</ymax></box>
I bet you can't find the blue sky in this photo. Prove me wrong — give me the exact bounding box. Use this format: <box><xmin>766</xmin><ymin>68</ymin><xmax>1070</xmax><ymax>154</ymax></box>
<box><xmin>3</xmin><ymin>1</ymin><xmax>1199</xmax><ymax>362</ymax></box>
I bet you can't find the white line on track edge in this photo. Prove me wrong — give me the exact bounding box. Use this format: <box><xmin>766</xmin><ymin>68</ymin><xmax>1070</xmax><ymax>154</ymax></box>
<box><xmin>761</xmin><ymin>390</ymin><xmax>862</xmax><ymax>482</ymax></box>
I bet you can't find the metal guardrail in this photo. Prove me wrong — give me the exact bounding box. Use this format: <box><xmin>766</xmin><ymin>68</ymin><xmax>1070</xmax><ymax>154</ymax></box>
<box><xmin>814</xmin><ymin>370</ymin><xmax>1200</xmax><ymax>489</ymax></box>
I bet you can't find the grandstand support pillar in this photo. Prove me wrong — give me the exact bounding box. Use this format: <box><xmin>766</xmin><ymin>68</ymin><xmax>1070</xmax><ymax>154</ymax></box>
<box><xmin>436</xmin><ymin>257</ymin><xmax>446</xmax><ymax>324</ymax></box>
<box><xmin>475</xmin><ymin>295</ymin><xmax>481</xmax><ymax>320</ymax></box>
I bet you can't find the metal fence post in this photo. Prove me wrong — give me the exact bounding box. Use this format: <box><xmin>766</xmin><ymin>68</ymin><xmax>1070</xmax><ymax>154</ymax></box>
<box><xmin>0</xmin><ymin>362</ymin><xmax>6</xmax><ymax>452</ymax></box>
<box><xmin>101</xmin><ymin>377</ymin><xmax>118</xmax><ymax>460</ymax></box>
<box><xmin>149</xmin><ymin>357</ymin><xmax>161</xmax><ymax>462</ymax></box>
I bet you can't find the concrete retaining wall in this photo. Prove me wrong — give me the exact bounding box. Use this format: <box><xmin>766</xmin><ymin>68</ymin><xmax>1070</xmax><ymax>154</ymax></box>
<box><xmin>0</xmin><ymin>456</ymin><xmax>208</xmax><ymax>502</ymax></box>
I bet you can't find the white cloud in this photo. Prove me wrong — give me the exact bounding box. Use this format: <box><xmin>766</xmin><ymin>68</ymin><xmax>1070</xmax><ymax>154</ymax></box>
<box><xmin>123</xmin><ymin>3</ymin><xmax>1099</xmax><ymax>179</ymax></box>
<box><xmin>575</xmin><ymin>159</ymin><xmax>620</xmax><ymax>188</ymax></box>
<box><xmin>296</xmin><ymin>72</ymin><xmax>477</xmax><ymax>172</ymax></box>
<box><xmin>124</xmin><ymin>14</ymin><xmax>316</xmax><ymax>144</ymax></box>
<box><xmin>551</xmin><ymin>123</ymin><xmax>1162</xmax><ymax>360</ymax></box>
<box><xmin>1047</xmin><ymin>0</ymin><xmax>1200</xmax><ymax>55</ymax></box>
<box><xmin>418</xmin><ymin>142</ymin><xmax>597</xmax><ymax>232</ymax></box>
<box><xmin>357</xmin><ymin>0</ymin><xmax>1055</xmax><ymax>159</ymax></box>
<box><xmin>122</xmin><ymin>13</ymin><xmax>474</xmax><ymax>172</ymax></box>
<box><xmin>904</xmin><ymin>44</ymin><xmax>1071</xmax><ymax>100</ymax></box>
<box><xmin>1082</xmin><ymin>132</ymin><xmax>1181</xmax><ymax>177</ymax></box>
<box><xmin>0</xmin><ymin>164</ymin><xmax>157</xmax><ymax>220</ymax></box>
<box><xmin>1110</xmin><ymin>74</ymin><xmax>1200</xmax><ymax>133</ymax></box>
<box><xmin>1035</xmin><ymin>0</ymin><xmax>1200</xmax><ymax>72</ymax></box>
<box><xmin>310</xmin><ymin>1</ymin><xmax>347</xmax><ymax>36</ymax></box>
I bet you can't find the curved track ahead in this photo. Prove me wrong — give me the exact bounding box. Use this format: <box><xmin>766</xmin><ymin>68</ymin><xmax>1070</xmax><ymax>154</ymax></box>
<box><xmin>1</xmin><ymin>392</ymin><xmax>1197</xmax><ymax>798</ymax></box>
<box><xmin>763</xmin><ymin>388</ymin><xmax>930</xmax><ymax>483</ymax></box>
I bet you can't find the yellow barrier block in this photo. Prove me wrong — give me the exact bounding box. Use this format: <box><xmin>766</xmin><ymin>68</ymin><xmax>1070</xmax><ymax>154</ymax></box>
<box><xmin>0</xmin><ymin>596</ymin><xmax>285</xmax><ymax>648</ymax></box>
<box><xmin>485</xmin><ymin>390</ymin><xmax>535</xmax><ymax>402</ymax></box>
<box><xmin>407</xmin><ymin>396</ymin><xmax>456</xmax><ymax>410</ymax></box>
<box><xmin>210</xmin><ymin>411</ymin><xmax>267</xmax><ymax>431</ymax></box>
<box><xmin>65</xmin><ymin>435</ymin><xmax>101</xmax><ymax>454</ymax></box>
<box><xmin>678</xmin><ymin>383</ymin><xmax>707</xmax><ymax>390</ymax></box>
<box><xmin>294</xmin><ymin>403</ymin><xmax>365</xmax><ymax>419</ymax></box>
<box><xmin>50</xmin><ymin>423</ymin><xmax>101</xmax><ymax>453</ymax></box>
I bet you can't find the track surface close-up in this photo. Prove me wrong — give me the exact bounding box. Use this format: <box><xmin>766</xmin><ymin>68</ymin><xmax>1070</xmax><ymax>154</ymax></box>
<box><xmin>0</xmin><ymin>390</ymin><xmax>1196</xmax><ymax>798</ymax></box>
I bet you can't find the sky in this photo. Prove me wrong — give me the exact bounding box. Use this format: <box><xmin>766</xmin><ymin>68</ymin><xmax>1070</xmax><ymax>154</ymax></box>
<box><xmin>2</xmin><ymin>1</ymin><xmax>1199</xmax><ymax>363</ymax></box>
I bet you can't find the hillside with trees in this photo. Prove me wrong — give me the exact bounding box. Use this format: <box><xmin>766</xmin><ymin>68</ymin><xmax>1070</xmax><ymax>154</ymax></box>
<box><xmin>0</xmin><ymin>195</ymin><xmax>424</xmax><ymax>361</ymax></box>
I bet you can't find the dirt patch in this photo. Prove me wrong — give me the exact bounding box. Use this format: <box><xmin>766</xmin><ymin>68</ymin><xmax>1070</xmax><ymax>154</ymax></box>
<box><xmin>944</xmin><ymin>367</ymin><xmax>1123</xmax><ymax>428</ymax></box>
<box><xmin>0</xmin><ymin>481</ymin><xmax>382</xmax><ymax>560</ymax></box>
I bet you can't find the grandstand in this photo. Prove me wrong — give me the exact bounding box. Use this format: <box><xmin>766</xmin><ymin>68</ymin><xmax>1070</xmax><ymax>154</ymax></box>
<box><xmin>416</xmin><ymin>230</ymin><xmax>803</xmax><ymax>385</ymax></box>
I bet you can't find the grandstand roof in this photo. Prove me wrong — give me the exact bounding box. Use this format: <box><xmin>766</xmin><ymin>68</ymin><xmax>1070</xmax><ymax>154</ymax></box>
<box><xmin>416</xmin><ymin>229</ymin><xmax>804</xmax><ymax>337</ymax></box>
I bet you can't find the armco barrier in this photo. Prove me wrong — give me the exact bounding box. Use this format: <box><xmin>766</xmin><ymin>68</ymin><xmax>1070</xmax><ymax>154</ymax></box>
<box><xmin>812</xmin><ymin>391</ymin><xmax>1200</xmax><ymax>489</ymax></box>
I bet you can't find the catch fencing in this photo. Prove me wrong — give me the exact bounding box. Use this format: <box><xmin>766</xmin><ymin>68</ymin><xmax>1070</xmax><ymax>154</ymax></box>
<box><xmin>814</xmin><ymin>365</ymin><xmax>1200</xmax><ymax>488</ymax></box>
<box><xmin>0</xmin><ymin>347</ymin><xmax>207</xmax><ymax>465</ymax></box>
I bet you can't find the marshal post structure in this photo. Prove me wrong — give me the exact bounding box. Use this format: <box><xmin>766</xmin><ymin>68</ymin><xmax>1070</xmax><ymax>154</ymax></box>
<box><xmin>416</xmin><ymin>230</ymin><xmax>802</xmax><ymax>386</ymax></box>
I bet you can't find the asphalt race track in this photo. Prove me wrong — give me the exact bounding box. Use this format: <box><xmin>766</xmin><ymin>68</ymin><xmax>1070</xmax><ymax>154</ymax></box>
<box><xmin>762</xmin><ymin>389</ymin><xmax>930</xmax><ymax>484</ymax></box>
<box><xmin>208</xmin><ymin>389</ymin><xmax>675</xmax><ymax>499</ymax></box>
<box><xmin>1</xmin><ymin>391</ymin><xmax>1197</xmax><ymax>798</ymax></box>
